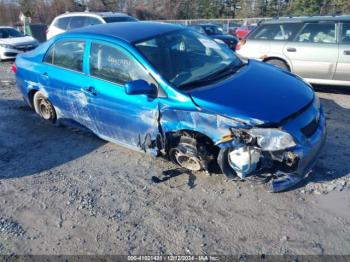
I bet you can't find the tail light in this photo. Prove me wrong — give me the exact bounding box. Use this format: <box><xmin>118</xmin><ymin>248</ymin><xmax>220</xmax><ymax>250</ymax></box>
<box><xmin>11</xmin><ymin>63</ymin><xmax>17</xmax><ymax>73</ymax></box>
<box><xmin>236</xmin><ymin>39</ymin><xmax>246</xmax><ymax>51</ymax></box>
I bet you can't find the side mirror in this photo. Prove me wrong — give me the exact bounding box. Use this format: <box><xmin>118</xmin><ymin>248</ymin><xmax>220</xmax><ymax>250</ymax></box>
<box><xmin>125</xmin><ymin>80</ymin><xmax>157</xmax><ymax>96</ymax></box>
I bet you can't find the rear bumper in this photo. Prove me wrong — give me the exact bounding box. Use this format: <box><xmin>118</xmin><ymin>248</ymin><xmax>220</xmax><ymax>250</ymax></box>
<box><xmin>268</xmin><ymin>110</ymin><xmax>327</xmax><ymax>192</ymax></box>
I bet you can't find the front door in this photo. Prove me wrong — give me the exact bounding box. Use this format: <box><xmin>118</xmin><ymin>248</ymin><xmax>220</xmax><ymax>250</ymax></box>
<box><xmin>85</xmin><ymin>41</ymin><xmax>161</xmax><ymax>149</ymax></box>
<box><xmin>334</xmin><ymin>22</ymin><xmax>350</xmax><ymax>81</ymax></box>
<box><xmin>283</xmin><ymin>22</ymin><xmax>338</xmax><ymax>80</ymax></box>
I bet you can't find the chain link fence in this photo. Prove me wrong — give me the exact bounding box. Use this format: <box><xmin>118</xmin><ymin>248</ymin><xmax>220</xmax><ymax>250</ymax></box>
<box><xmin>151</xmin><ymin>18</ymin><xmax>272</xmax><ymax>33</ymax></box>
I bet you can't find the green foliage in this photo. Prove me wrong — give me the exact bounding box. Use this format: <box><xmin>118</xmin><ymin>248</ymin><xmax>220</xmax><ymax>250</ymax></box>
<box><xmin>291</xmin><ymin>0</ymin><xmax>324</xmax><ymax>16</ymax></box>
<box><xmin>1</xmin><ymin>0</ymin><xmax>350</xmax><ymax>26</ymax></box>
<box><xmin>18</xmin><ymin>0</ymin><xmax>36</xmax><ymax>17</ymax></box>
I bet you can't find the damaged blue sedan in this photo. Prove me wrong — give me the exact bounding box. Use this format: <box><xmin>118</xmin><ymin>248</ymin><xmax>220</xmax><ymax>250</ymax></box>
<box><xmin>14</xmin><ymin>22</ymin><xmax>326</xmax><ymax>192</ymax></box>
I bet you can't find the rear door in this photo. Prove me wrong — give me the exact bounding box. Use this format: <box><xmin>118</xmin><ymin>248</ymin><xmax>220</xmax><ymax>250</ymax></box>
<box><xmin>41</xmin><ymin>39</ymin><xmax>97</xmax><ymax>131</ymax></box>
<box><xmin>284</xmin><ymin>21</ymin><xmax>338</xmax><ymax>80</ymax></box>
<box><xmin>334</xmin><ymin>22</ymin><xmax>350</xmax><ymax>81</ymax></box>
<box><xmin>240</xmin><ymin>23</ymin><xmax>302</xmax><ymax>60</ymax></box>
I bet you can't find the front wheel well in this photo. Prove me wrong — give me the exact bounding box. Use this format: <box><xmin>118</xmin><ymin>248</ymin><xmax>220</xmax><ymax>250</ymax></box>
<box><xmin>263</xmin><ymin>57</ymin><xmax>290</xmax><ymax>71</ymax></box>
<box><xmin>165</xmin><ymin>130</ymin><xmax>217</xmax><ymax>150</ymax></box>
<box><xmin>164</xmin><ymin>130</ymin><xmax>220</xmax><ymax>171</ymax></box>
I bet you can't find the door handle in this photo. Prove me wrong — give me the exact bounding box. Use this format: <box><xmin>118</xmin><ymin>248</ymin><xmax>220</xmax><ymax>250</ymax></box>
<box><xmin>287</xmin><ymin>47</ymin><xmax>297</xmax><ymax>52</ymax></box>
<box><xmin>84</xmin><ymin>86</ymin><xmax>97</xmax><ymax>96</ymax></box>
<box><xmin>42</xmin><ymin>72</ymin><xmax>49</xmax><ymax>78</ymax></box>
<box><xmin>344</xmin><ymin>50</ymin><xmax>350</xmax><ymax>55</ymax></box>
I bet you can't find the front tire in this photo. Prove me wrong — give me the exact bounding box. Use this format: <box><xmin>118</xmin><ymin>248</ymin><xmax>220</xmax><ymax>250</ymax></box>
<box><xmin>33</xmin><ymin>91</ymin><xmax>56</xmax><ymax>123</ymax></box>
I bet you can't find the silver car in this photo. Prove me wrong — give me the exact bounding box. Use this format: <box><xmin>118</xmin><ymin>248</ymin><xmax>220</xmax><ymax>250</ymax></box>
<box><xmin>0</xmin><ymin>27</ymin><xmax>39</xmax><ymax>61</ymax></box>
<box><xmin>237</xmin><ymin>16</ymin><xmax>350</xmax><ymax>86</ymax></box>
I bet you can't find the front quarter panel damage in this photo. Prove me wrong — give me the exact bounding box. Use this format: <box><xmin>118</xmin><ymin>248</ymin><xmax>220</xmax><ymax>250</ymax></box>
<box><xmin>159</xmin><ymin>107</ymin><xmax>252</xmax><ymax>144</ymax></box>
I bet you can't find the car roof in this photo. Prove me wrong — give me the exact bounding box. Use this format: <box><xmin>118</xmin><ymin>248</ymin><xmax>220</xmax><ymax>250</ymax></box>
<box><xmin>263</xmin><ymin>15</ymin><xmax>350</xmax><ymax>24</ymax></box>
<box><xmin>55</xmin><ymin>12</ymin><xmax>132</xmax><ymax>19</ymax></box>
<box><xmin>66</xmin><ymin>21</ymin><xmax>184</xmax><ymax>43</ymax></box>
<box><xmin>0</xmin><ymin>26</ymin><xmax>15</xmax><ymax>29</ymax></box>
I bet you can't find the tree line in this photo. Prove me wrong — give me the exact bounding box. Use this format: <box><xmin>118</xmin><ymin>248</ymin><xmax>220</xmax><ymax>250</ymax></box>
<box><xmin>0</xmin><ymin>0</ymin><xmax>349</xmax><ymax>26</ymax></box>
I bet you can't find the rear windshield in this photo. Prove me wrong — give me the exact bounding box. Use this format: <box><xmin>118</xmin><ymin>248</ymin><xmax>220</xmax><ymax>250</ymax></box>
<box><xmin>55</xmin><ymin>17</ymin><xmax>70</xmax><ymax>30</ymax></box>
<box><xmin>103</xmin><ymin>16</ymin><xmax>137</xmax><ymax>23</ymax></box>
<box><xmin>248</xmin><ymin>23</ymin><xmax>303</xmax><ymax>41</ymax></box>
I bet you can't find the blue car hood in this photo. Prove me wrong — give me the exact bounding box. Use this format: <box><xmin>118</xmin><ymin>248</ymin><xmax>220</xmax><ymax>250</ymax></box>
<box><xmin>188</xmin><ymin>60</ymin><xmax>314</xmax><ymax>124</ymax></box>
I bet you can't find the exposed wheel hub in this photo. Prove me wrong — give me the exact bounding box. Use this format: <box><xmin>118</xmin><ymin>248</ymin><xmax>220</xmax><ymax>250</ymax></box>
<box><xmin>34</xmin><ymin>92</ymin><xmax>56</xmax><ymax>124</ymax></box>
<box><xmin>172</xmin><ymin>149</ymin><xmax>202</xmax><ymax>171</ymax></box>
<box><xmin>39</xmin><ymin>99</ymin><xmax>52</xmax><ymax>120</ymax></box>
<box><xmin>169</xmin><ymin>135</ymin><xmax>204</xmax><ymax>172</ymax></box>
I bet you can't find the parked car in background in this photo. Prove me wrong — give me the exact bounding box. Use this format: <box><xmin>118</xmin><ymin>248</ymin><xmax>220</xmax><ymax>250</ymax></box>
<box><xmin>228</xmin><ymin>23</ymin><xmax>242</xmax><ymax>36</ymax></box>
<box><xmin>188</xmin><ymin>24</ymin><xmax>238</xmax><ymax>50</ymax></box>
<box><xmin>0</xmin><ymin>26</ymin><xmax>39</xmax><ymax>61</ymax></box>
<box><xmin>237</xmin><ymin>16</ymin><xmax>350</xmax><ymax>86</ymax></box>
<box><xmin>14</xmin><ymin>22</ymin><xmax>325</xmax><ymax>192</ymax></box>
<box><xmin>46</xmin><ymin>12</ymin><xmax>138</xmax><ymax>39</ymax></box>
<box><xmin>235</xmin><ymin>24</ymin><xmax>257</xmax><ymax>39</ymax></box>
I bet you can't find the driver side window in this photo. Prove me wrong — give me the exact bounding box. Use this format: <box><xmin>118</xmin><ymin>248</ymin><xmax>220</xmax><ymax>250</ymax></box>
<box><xmin>90</xmin><ymin>42</ymin><xmax>154</xmax><ymax>86</ymax></box>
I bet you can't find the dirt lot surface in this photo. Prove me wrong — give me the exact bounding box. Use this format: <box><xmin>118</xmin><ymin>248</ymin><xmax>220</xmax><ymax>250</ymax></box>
<box><xmin>0</xmin><ymin>61</ymin><xmax>349</xmax><ymax>255</ymax></box>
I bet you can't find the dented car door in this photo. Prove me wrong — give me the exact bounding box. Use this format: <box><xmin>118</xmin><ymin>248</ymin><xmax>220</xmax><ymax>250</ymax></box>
<box><xmin>41</xmin><ymin>40</ymin><xmax>99</xmax><ymax>131</ymax></box>
<box><xmin>85</xmin><ymin>41</ymin><xmax>160</xmax><ymax>149</ymax></box>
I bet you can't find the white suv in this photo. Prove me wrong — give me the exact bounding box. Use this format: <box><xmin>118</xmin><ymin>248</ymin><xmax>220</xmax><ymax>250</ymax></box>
<box><xmin>47</xmin><ymin>12</ymin><xmax>137</xmax><ymax>39</ymax></box>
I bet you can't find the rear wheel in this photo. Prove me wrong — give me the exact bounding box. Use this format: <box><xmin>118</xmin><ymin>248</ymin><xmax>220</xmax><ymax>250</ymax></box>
<box><xmin>266</xmin><ymin>59</ymin><xmax>289</xmax><ymax>71</ymax></box>
<box><xmin>33</xmin><ymin>91</ymin><xmax>56</xmax><ymax>123</ymax></box>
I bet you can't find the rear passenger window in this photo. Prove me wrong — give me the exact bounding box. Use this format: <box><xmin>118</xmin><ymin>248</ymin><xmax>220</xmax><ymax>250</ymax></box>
<box><xmin>296</xmin><ymin>23</ymin><xmax>336</xmax><ymax>43</ymax></box>
<box><xmin>55</xmin><ymin>17</ymin><xmax>70</xmax><ymax>30</ymax></box>
<box><xmin>250</xmin><ymin>23</ymin><xmax>302</xmax><ymax>41</ymax></box>
<box><xmin>90</xmin><ymin>43</ymin><xmax>153</xmax><ymax>85</ymax></box>
<box><xmin>341</xmin><ymin>23</ymin><xmax>350</xmax><ymax>44</ymax></box>
<box><xmin>44</xmin><ymin>41</ymin><xmax>85</xmax><ymax>72</ymax></box>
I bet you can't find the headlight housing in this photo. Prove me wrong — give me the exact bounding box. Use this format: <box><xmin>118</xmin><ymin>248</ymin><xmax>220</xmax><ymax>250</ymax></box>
<box><xmin>229</xmin><ymin>128</ymin><xmax>296</xmax><ymax>151</ymax></box>
<box><xmin>0</xmin><ymin>43</ymin><xmax>14</xmax><ymax>49</ymax></box>
<box><xmin>246</xmin><ymin>128</ymin><xmax>296</xmax><ymax>151</ymax></box>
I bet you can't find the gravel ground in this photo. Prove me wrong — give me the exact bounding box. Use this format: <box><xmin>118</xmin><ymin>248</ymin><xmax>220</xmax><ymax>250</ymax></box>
<box><xmin>0</xmin><ymin>61</ymin><xmax>349</xmax><ymax>255</ymax></box>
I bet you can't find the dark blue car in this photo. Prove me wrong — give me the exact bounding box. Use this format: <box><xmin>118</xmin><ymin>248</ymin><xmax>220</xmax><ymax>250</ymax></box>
<box><xmin>14</xmin><ymin>22</ymin><xmax>326</xmax><ymax>192</ymax></box>
<box><xmin>188</xmin><ymin>24</ymin><xmax>238</xmax><ymax>50</ymax></box>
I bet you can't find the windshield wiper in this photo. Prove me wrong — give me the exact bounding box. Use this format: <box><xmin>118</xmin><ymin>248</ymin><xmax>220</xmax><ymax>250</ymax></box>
<box><xmin>178</xmin><ymin>62</ymin><xmax>244</xmax><ymax>89</ymax></box>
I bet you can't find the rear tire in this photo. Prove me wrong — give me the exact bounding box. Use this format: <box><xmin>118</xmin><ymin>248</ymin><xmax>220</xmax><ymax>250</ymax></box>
<box><xmin>33</xmin><ymin>91</ymin><xmax>56</xmax><ymax>123</ymax></box>
<box><xmin>266</xmin><ymin>59</ymin><xmax>289</xmax><ymax>71</ymax></box>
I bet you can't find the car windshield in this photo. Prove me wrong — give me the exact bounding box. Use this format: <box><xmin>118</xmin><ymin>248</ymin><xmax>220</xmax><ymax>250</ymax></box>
<box><xmin>135</xmin><ymin>29</ymin><xmax>242</xmax><ymax>90</ymax></box>
<box><xmin>203</xmin><ymin>25</ymin><xmax>223</xmax><ymax>35</ymax></box>
<box><xmin>103</xmin><ymin>16</ymin><xmax>137</xmax><ymax>23</ymax></box>
<box><xmin>0</xmin><ymin>28</ymin><xmax>23</xmax><ymax>38</ymax></box>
